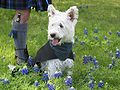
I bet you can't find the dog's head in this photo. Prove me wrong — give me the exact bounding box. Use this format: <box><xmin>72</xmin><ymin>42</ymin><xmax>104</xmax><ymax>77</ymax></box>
<box><xmin>47</xmin><ymin>5</ymin><xmax>78</xmax><ymax>46</ymax></box>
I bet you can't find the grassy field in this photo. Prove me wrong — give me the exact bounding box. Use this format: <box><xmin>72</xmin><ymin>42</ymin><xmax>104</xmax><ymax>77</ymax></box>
<box><xmin>0</xmin><ymin>0</ymin><xmax>120</xmax><ymax>90</ymax></box>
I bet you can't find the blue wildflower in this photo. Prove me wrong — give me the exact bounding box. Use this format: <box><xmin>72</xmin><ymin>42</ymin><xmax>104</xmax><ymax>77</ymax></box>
<box><xmin>88</xmin><ymin>55</ymin><xmax>93</xmax><ymax>62</ymax></box>
<box><xmin>33</xmin><ymin>64</ymin><xmax>40</xmax><ymax>73</ymax></box>
<box><xmin>98</xmin><ymin>80</ymin><xmax>104</xmax><ymax>88</ymax></box>
<box><xmin>94</xmin><ymin>36</ymin><xmax>98</xmax><ymax>40</ymax></box>
<box><xmin>108</xmin><ymin>31</ymin><xmax>112</xmax><ymax>35</ymax></box>
<box><xmin>104</xmin><ymin>36</ymin><xmax>107</xmax><ymax>40</ymax></box>
<box><xmin>84</xmin><ymin>28</ymin><xmax>88</xmax><ymax>35</ymax></box>
<box><xmin>3</xmin><ymin>79</ymin><xmax>10</xmax><ymax>84</ymax></box>
<box><xmin>112</xmin><ymin>57</ymin><xmax>115</xmax><ymax>66</ymax></box>
<box><xmin>42</xmin><ymin>71</ymin><xmax>49</xmax><ymax>83</ymax></box>
<box><xmin>116</xmin><ymin>49</ymin><xmax>120</xmax><ymax>59</ymax></box>
<box><xmin>54</xmin><ymin>71</ymin><xmax>62</xmax><ymax>78</ymax></box>
<box><xmin>94</xmin><ymin>28</ymin><xmax>98</xmax><ymax>33</ymax></box>
<box><xmin>21</xmin><ymin>66</ymin><xmax>29</xmax><ymax>75</ymax></box>
<box><xmin>93</xmin><ymin>57</ymin><xmax>99</xmax><ymax>68</ymax></box>
<box><xmin>88</xmin><ymin>80</ymin><xmax>94</xmax><ymax>89</ymax></box>
<box><xmin>34</xmin><ymin>80</ymin><xmax>39</xmax><ymax>87</ymax></box>
<box><xmin>83</xmin><ymin>55</ymin><xmax>89</xmax><ymax>64</ymax></box>
<box><xmin>28</xmin><ymin>56</ymin><xmax>35</xmax><ymax>67</ymax></box>
<box><xmin>47</xmin><ymin>83</ymin><xmax>55</xmax><ymax>90</ymax></box>
<box><xmin>80</xmin><ymin>41</ymin><xmax>85</xmax><ymax>45</ymax></box>
<box><xmin>65</xmin><ymin>76</ymin><xmax>73</xmax><ymax>87</ymax></box>
<box><xmin>69</xmin><ymin>86</ymin><xmax>76</xmax><ymax>90</ymax></box>
<box><xmin>117</xmin><ymin>31</ymin><xmax>120</xmax><ymax>37</ymax></box>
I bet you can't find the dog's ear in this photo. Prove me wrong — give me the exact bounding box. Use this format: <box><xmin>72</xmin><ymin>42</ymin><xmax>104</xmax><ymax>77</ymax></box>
<box><xmin>47</xmin><ymin>4</ymin><xmax>56</xmax><ymax>17</ymax></box>
<box><xmin>66</xmin><ymin>6</ymin><xmax>79</xmax><ymax>22</ymax></box>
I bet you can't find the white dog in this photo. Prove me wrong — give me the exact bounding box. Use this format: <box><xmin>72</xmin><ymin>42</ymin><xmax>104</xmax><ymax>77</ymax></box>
<box><xmin>34</xmin><ymin>5</ymin><xmax>78</xmax><ymax>79</ymax></box>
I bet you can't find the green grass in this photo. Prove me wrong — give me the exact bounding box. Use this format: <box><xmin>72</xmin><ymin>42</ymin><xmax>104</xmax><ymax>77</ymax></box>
<box><xmin>0</xmin><ymin>0</ymin><xmax>120</xmax><ymax>89</ymax></box>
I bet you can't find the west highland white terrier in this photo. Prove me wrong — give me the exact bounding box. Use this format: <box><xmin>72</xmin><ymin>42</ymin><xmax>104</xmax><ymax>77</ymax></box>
<box><xmin>34</xmin><ymin>5</ymin><xmax>79</xmax><ymax>79</ymax></box>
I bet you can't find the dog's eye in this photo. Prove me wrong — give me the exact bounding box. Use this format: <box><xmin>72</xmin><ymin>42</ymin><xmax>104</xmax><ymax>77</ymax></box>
<box><xmin>59</xmin><ymin>23</ymin><xmax>63</xmax><ymax>28</ymax></box>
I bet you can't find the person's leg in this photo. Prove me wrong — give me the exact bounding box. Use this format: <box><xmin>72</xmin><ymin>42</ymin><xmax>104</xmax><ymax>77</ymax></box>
<box><xmin>11</xmin><ymin>10</ymin><xmax>30</xmax><ymax>64</ymax></box>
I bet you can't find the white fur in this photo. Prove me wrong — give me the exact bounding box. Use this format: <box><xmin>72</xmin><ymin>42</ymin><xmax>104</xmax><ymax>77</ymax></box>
<box><xmin>42</xmin><ymin>5</ymin><xmax>78</xmax><ymax>79</ymax></box>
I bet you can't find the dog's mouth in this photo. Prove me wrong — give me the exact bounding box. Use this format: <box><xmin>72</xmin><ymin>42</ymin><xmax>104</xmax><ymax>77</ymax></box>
<box><xmin>51</xmin><ymin>38</ymin><xmax>61</xmax><ymax>46</ymax></box>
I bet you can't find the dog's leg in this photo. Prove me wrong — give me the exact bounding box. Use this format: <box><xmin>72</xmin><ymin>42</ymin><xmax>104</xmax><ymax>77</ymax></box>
<box><xmin>63</xmin><ymin>59</ymin><xmax>74</xmax><ymax>75</ymax></box>
<box><xmin>47</xmin><ymin>59</ymin><xmax>62</xmax><ymax>79</ymax></box>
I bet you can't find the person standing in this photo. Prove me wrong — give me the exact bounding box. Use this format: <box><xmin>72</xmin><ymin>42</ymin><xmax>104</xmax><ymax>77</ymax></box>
<box><xmin>0</xmin><ymin>0</ymin><xmax>52</xmax><ymax>64</ymax></box>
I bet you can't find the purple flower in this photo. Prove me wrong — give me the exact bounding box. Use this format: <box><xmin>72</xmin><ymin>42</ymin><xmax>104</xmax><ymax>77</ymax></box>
<box><xmin>21</xmin><ymin>66</ymin><xmax>29</xmax><ymax>75</ymax></box>
<box><xmin>65</xmin><ymin>76</ymin><xmax>73</xmax><ymax>87</ymax></box>
<box><xmin>42</xmin><ymin>71</ymin><xmax>49</xmax><ymax>82</ymax></box>
<box><xmin>83</xmin><ymin>55</ymin><xmax>89</xmax><ymax>64</ymax></box>
<box><xmin>117</xmin><ymin>31</ymin><xmax>120</xmax><ymax>37</ymax></box>
<box><xmin>98</xmin><ymin>80</ymin><xmax>104</xmax><ymax>88</ymax></box>
<box><xmin>93</xmin><ymin>57</ymin><xmax>99</xmax><ymax>68</ymax></box>
<box><xmin>34</xmin><ymin>80</ymin><xmax>39</xmax><ymax>87</ymax></box>
<box><xmin>54</xmin><ymin>71</ymin><xmax>62</xmax><ymax>78</ymax></box>
<box><xmin>108</xmin><ymin>31</ymin><xmax>112</xmax><ymax>35</ymax></box>
<box><xmin>28</xmin><ymin>56</ymin><xmax>35</xmax><ymax>67</ymax></box>
<box><xmin>33</xmin><ymin>64</ymin><xmax>40</xmax><ymax>73</ymax></box>
<box><xmin>84</xmin><ymin>28</ymin><xmax>88</xmax><ymax>35</ymax></box>
<box><xmin>94</xmin><ymin>36</ymin><xmax>98</xmax><ymax>40</ymax></box>
<box><xmin>88</xmin><ymin>55</ymin><xmax>93</xmax><ymax>62</ymax></box>
<box><xmin>116</xmin><ymin>49</ymin><xmax>120</xmax><ymax>59</ymax></box>
<box><xmin>69</xmin><ymin>86</ymin><xmax>76</xmax><ymax>90</ymax></box>
<box><xmin>88</xmin><ymin>80</ymin><xmax>94</xmax><ymax>89</ymax></box>
<box><xmin>3</xmin><ymin>79</ymin><xmax>10</xmax><ymax>84</ymax></box>
<box><xmin>47</xmin><ymin>83</ymin><xmax>55</xmax><ymax>90</ymax></box>
<box><xmin>104</xmin><ymin>36</ymin><xmax>107</xmax><ymax>40</ymax></box>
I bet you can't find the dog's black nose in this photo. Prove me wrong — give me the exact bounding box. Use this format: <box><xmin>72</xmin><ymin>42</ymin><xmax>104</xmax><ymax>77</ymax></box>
<box><xmin>50</xmin><ymin>33</ymin><xmax>56</xmax><ymax>38</ymax></box>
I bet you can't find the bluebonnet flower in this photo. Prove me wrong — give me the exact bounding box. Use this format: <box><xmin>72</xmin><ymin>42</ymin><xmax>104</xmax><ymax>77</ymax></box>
<box><xmin>84</xmin><ymin>28</ymin><xmax>88</xmax><ymax>35</ymax></box>
<box><xmin>80</xmin><ymin>41</ymin><xmax>85</xmax><ymax>45</ymax></box>
<box><xmin>88</xmin><ymin>55</ymin><xmax>93</xmax><ymax>62</ymax></box>
<box><xmin>112</xmin><ymin>57</ymin><xmax>115</xmax><ymax>66</ymax></box>
<box><xmin>54</xmin><ymin>71</ymin><xmax>62</xmax><ymax>78</ymax></box>
<box><xmin>108</xmin><ymin>31</ymin><xmax>112</xmax><ymax>35</ymax></box>
<box><xmin>93</xmin><ymin>57</ymin><xmax>99</xmax><ymax>68</ymax></box>
<box><xmin>34</xmin><ymin>80</ymin><xmax>39</xmax><ymax>87</ymax></box>
<box><xmin>33</xmin><ymin>64</ymin><xmax>40</xmax><ymax>73</ymax></box>
<box><xmin>42</xmin><ymin>71</ymin><xmax>49</xmax><ymax>83</ymax></box>
<box><xmin>3</xmin><ymin>79</ymin><xmax>10</xmax><ymax>84</ymax></box>
<box><xmin>117</xmin><ymin>31</ymin><xmax>120</xmax><ymax>37</ymax></box>
<box><xmin>94</xmin><ymin>28</ymin><xmax>98</xmax><ymax>33</ymax></box>
<box><xmin>108</xmin><ymin>64</ymin><xmax>113</xmax><ymax>69</ymax></box>
<box><xmin>28</xmin><ymin>56</ymin><xmax>35</xmax><ymax>67</ymax></box>
<box><xmin>88</xmin><ymin>80</ymin><xmax>94</xmax><ymax>90</ymax></box>
<box><xmin>69</xmin><ymin>86</ymin><xmax>76</xmax><ymax>90</ymax></box>
<box><xmin>104</xmin><ymin>36</ymin><xmax>107</xmax><ymax>40</ymax></box>
<box><xmin>47</xmin><ymin>83</ymin><xmax>55</xmax><ymax>90</ymax></box>
<box><xmin>94</xmin><ymin>36</ymin><xmax>98</xmax><ymax>40</ymax></box>
<box><xmin>83</xmin><ymin>55</ymin><xmax>89</xmax><ymax>64</ymax></box>
<box><xmin>65</xmin><ymin>76</ymin><xmax>73</xmax><ymax>87</ymax></box>
<box><xmin>98</xmin><ymin>80</ymin><xmax>104</xmax><ymax>88</ymax></box>
<box><xmin>116</xmin><ymin>48</ymin><xmax>120</xmax><ymax>59</ymax></box>
<box><xmin>21</xmin><ymin>66</ymin><xmax>29</xmax><ymax>75</ymax></box>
